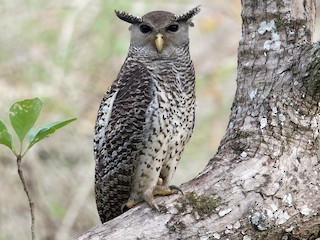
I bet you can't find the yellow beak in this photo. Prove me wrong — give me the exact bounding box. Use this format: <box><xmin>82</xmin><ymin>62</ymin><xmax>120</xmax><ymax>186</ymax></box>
<box><xmin>155</xmin><ymin>33</ymin><xmax>164</xmax><ymax>53</ymax></box>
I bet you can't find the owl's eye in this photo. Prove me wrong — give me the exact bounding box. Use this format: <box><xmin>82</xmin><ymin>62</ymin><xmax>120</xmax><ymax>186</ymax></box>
<box><xmin>139</xmin><ymin>24</ymin><xmax>152</xmax><ymax>34</ymax></box>
<box><xmin>166</xmin><ymin>24</ymin><xmax>179</xmax><ymax>32</ymax></box>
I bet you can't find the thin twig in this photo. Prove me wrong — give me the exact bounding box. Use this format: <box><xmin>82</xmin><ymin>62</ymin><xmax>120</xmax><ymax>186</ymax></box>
<box><xmin>17</xmin><ymin>155</ymin><xmax>36</xmax><ymax>240</ymax></box>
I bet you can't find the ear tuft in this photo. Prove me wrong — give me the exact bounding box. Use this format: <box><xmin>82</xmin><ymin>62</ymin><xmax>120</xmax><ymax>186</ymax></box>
<box><xmin>174</xmin><ymin>6</ymin><xmax>201</xmax><ymax>26</ymax></box>
<box><xmin>115</xmin><ymin>10</ymin><xmax>143</xmax><ymax>24</ymax></box>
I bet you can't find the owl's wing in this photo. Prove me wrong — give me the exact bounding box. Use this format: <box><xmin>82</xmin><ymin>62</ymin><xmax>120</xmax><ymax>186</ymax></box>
<box><xmin>94</xmin><ymin>62</ymin><xmax>153</xmax><ymax>222</ymax></box>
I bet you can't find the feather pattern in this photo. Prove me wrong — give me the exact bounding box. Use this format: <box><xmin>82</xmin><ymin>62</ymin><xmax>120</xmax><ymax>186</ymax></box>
<box><xmin>94</xmin><ymin>61</ymin><xmax>153</xmax><ymax>222</ymax></box>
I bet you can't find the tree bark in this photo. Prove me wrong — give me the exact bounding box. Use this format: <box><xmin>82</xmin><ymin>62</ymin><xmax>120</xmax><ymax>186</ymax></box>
<box><xmin>77</xmin><ymin>1</ymin><xmax>320</xmax><ymax>239</ymax></box>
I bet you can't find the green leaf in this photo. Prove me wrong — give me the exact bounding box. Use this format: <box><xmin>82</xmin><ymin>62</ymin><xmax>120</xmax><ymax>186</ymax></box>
<box><xmin>27</xmin><ymin>118</ymin><xmax>77</xmax><ymax>150</ymax></box>
<box><xmin>0</xmin><ymin>120</ymin><xmax>13</xmax><ymax>149</ymax></box>
<box><xmin>9</xmin><ymin>98</ymin><xmax>43</xmax><ymax>143</ymax></box>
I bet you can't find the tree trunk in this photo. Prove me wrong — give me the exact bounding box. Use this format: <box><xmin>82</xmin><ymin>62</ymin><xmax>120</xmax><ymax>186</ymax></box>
<box><xmin>77</xmin><ymin>1</ymin><xmax>320</xmax><ymax>239</ymax></box>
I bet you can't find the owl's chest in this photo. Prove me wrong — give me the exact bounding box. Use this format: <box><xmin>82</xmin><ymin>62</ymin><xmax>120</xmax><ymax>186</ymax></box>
<box><xmin>145</xmin><ymin>74</ymin><xmax>195</xmax><ymax>145</ymax></box>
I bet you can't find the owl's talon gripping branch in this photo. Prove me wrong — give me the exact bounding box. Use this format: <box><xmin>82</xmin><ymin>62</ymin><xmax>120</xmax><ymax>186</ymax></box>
<box><xmin>94</xmin><ymin>6</ymin><xmax>200</xmax><ymax>223</ymax></box>
<box><xmin>144</xmin><ymin>190</ymin><xmax>161</xmax><ymax>212</ymax></box>
<box><xmin>121</xmin><ymin>185</ymin><xmax>183</xmax><ymax>214</ymax></box>
<box><xmin>153</xmin><ymin>184</ymin><xmax>183</xmax><ymax>195</ymax></box>
<box><xmin>169</xmin><ymin>185</ymin><xmax>184</xmax><ymax>195</ymax></box>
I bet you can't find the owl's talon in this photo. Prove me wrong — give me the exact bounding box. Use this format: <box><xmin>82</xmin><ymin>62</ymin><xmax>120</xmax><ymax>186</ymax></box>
<box><xmin>169</xmin><ymin>185</ymin><xmax>184</xmax><ymax>195</ymax></box>
<box><xmin>150</xmin><ymin>201</ymin><xmax>160</xmax><ymax>212</ymax></box>
<box><xmin>143</xmin><ymin>190</ymin><xmax>160</xmax><ymax>212</ymax></box>
<box><xmin>153</xmin><ymin>185</ymin><xmax>182</xmax><ymax>196</ymax></box>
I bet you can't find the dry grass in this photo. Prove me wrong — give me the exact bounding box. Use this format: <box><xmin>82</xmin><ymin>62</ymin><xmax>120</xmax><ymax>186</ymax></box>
<box><xmin>1</xmin><ymin>0</ymin><xmax>319</xmax><ymax>239</ymax></box>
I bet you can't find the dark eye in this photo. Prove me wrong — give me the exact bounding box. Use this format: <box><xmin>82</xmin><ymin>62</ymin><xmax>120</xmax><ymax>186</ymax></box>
<box><xmin>139</xmin><ymin>24</ymin><xmax>152</xmax><ymax>34</ymax></box>
<box><xmin>166</xmin><ymin>24</ymin><xmax>179</xmax><ymax>32</ymax></box>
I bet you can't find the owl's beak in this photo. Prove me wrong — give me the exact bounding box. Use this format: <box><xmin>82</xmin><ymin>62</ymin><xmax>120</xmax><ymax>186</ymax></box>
<box><xmin>155</xmin><ymin>33</ymin><xmax>164</xmax><ymax>53</ymax></box>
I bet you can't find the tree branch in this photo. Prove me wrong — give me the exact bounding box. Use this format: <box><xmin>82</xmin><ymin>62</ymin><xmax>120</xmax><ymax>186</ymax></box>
<box><xmin>17</xmin><ymin>155</ymin><xmax>36</xmax><ymax>240</ymax></box>
<box><xmin>295</xmin><ymin>41</ymin><xmax>320</xmax><ymax>98</ymax></box>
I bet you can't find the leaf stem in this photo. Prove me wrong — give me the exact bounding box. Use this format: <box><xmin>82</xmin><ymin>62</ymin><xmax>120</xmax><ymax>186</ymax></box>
<box><xmin>17</xmin><ymin>155</ymin><xmax>36</xmax><ymax>240</ymax></box>
<box><xmin>21</xmin><ymin>146</ymin><xmax>30</xmax><ymax>159</ymax></box>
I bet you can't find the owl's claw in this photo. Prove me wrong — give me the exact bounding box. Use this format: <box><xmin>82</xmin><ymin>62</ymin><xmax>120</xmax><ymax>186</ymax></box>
<box><xmin>143</xmin><ymin>189</ymin><xmax>160</xmax><ymax>212</ymax></box>
<box><xmin>153</xmin><ymin>184</ymin><xmax>183</xmax><ymax>196</ymax></box>
<box><xmin>148</xmin><ymin>199</ymin><xmax>160</xmax><ymax>212</ymax></box>
<box><xmin>156</xmin><ymin>177</ymin><xmax>183</xmax><ymax>194</ymax></box>
<box><xmin>144</xmin><ymin>185</ymin><xmax>183</xmax><ymax>212</ymax></box>
<box><xmin>122</xmin><ymin>184</ymin><xmax>183</xmax><ymax>214</ymax></box>
<box><xmin>169</xmin><ymin>185</ymin><xmax>184</xmax><ymax>195</ymax></box>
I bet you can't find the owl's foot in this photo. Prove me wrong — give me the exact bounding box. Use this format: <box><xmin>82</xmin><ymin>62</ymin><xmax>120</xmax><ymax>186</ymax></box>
<box><xmin>156</xmin><ymin>177</ymin><xmax>183</xmax><ymax>194</ymax></box>
<box><xmin>153</xmin><ymin>185</ymin><xmax>183</xmax><ymax>195</ymax></box>
<box><xmin>143</xmin><ymin>185</ymin><xmax>183</xmax><ymax>212</ymax></box>
<box><xmin>122</xmin><ymin>184</ymin><xmax>183</xmax><ymax>213</ymax></box>
<box><xmin>147</xmin><ymin>185</ymin><xmax>183</xmax><ymax>212</ymax></box>
<box><xmin>122</xmin><ymin>189</ymin><xmax>162</xmax><ymax>213</ymax></box>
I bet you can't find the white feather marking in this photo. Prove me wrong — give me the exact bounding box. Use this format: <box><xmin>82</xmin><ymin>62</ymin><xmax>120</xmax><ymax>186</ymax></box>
<box><xmin>104</xmin><ymin>90</ymin><xmax>118</xmax><ymax>126</ymax></box>
<box><xmin>97</xmin><ymin>90</ymin><xmax>119</xmax><ymax>149</ymax></box>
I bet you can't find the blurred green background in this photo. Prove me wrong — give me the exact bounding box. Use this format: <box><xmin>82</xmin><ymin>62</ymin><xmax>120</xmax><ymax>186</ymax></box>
<box><xmin>0</xmin><ymin>0</ymin><xmax>319</xmax><ymax>239</ymax></box>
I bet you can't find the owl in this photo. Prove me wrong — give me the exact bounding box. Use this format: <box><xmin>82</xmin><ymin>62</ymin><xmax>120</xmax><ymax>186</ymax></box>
<box><xmin>94</xmin><ymin>6</ymin><xmax>200</xmax><ymax>223</ymax></box>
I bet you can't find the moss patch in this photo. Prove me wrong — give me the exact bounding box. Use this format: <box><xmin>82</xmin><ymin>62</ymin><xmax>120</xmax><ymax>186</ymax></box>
<box><xmin>174</xmin><ymin>191</ymin><xmax>219</xmax><ymax>218</ymax></box>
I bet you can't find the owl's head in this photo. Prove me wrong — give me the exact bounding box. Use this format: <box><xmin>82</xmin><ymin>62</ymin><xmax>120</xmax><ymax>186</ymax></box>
<box><xmin>115</xmin><ymin>6</ymin><xmax>200</xmax><ymax>59</ymax></box>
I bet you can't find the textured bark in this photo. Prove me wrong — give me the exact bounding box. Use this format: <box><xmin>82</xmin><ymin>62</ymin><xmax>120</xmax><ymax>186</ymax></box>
<box><xmin>77</xmin><ymin>1</ymin><xmax>320</xmax><ymax>239</ymax></box>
